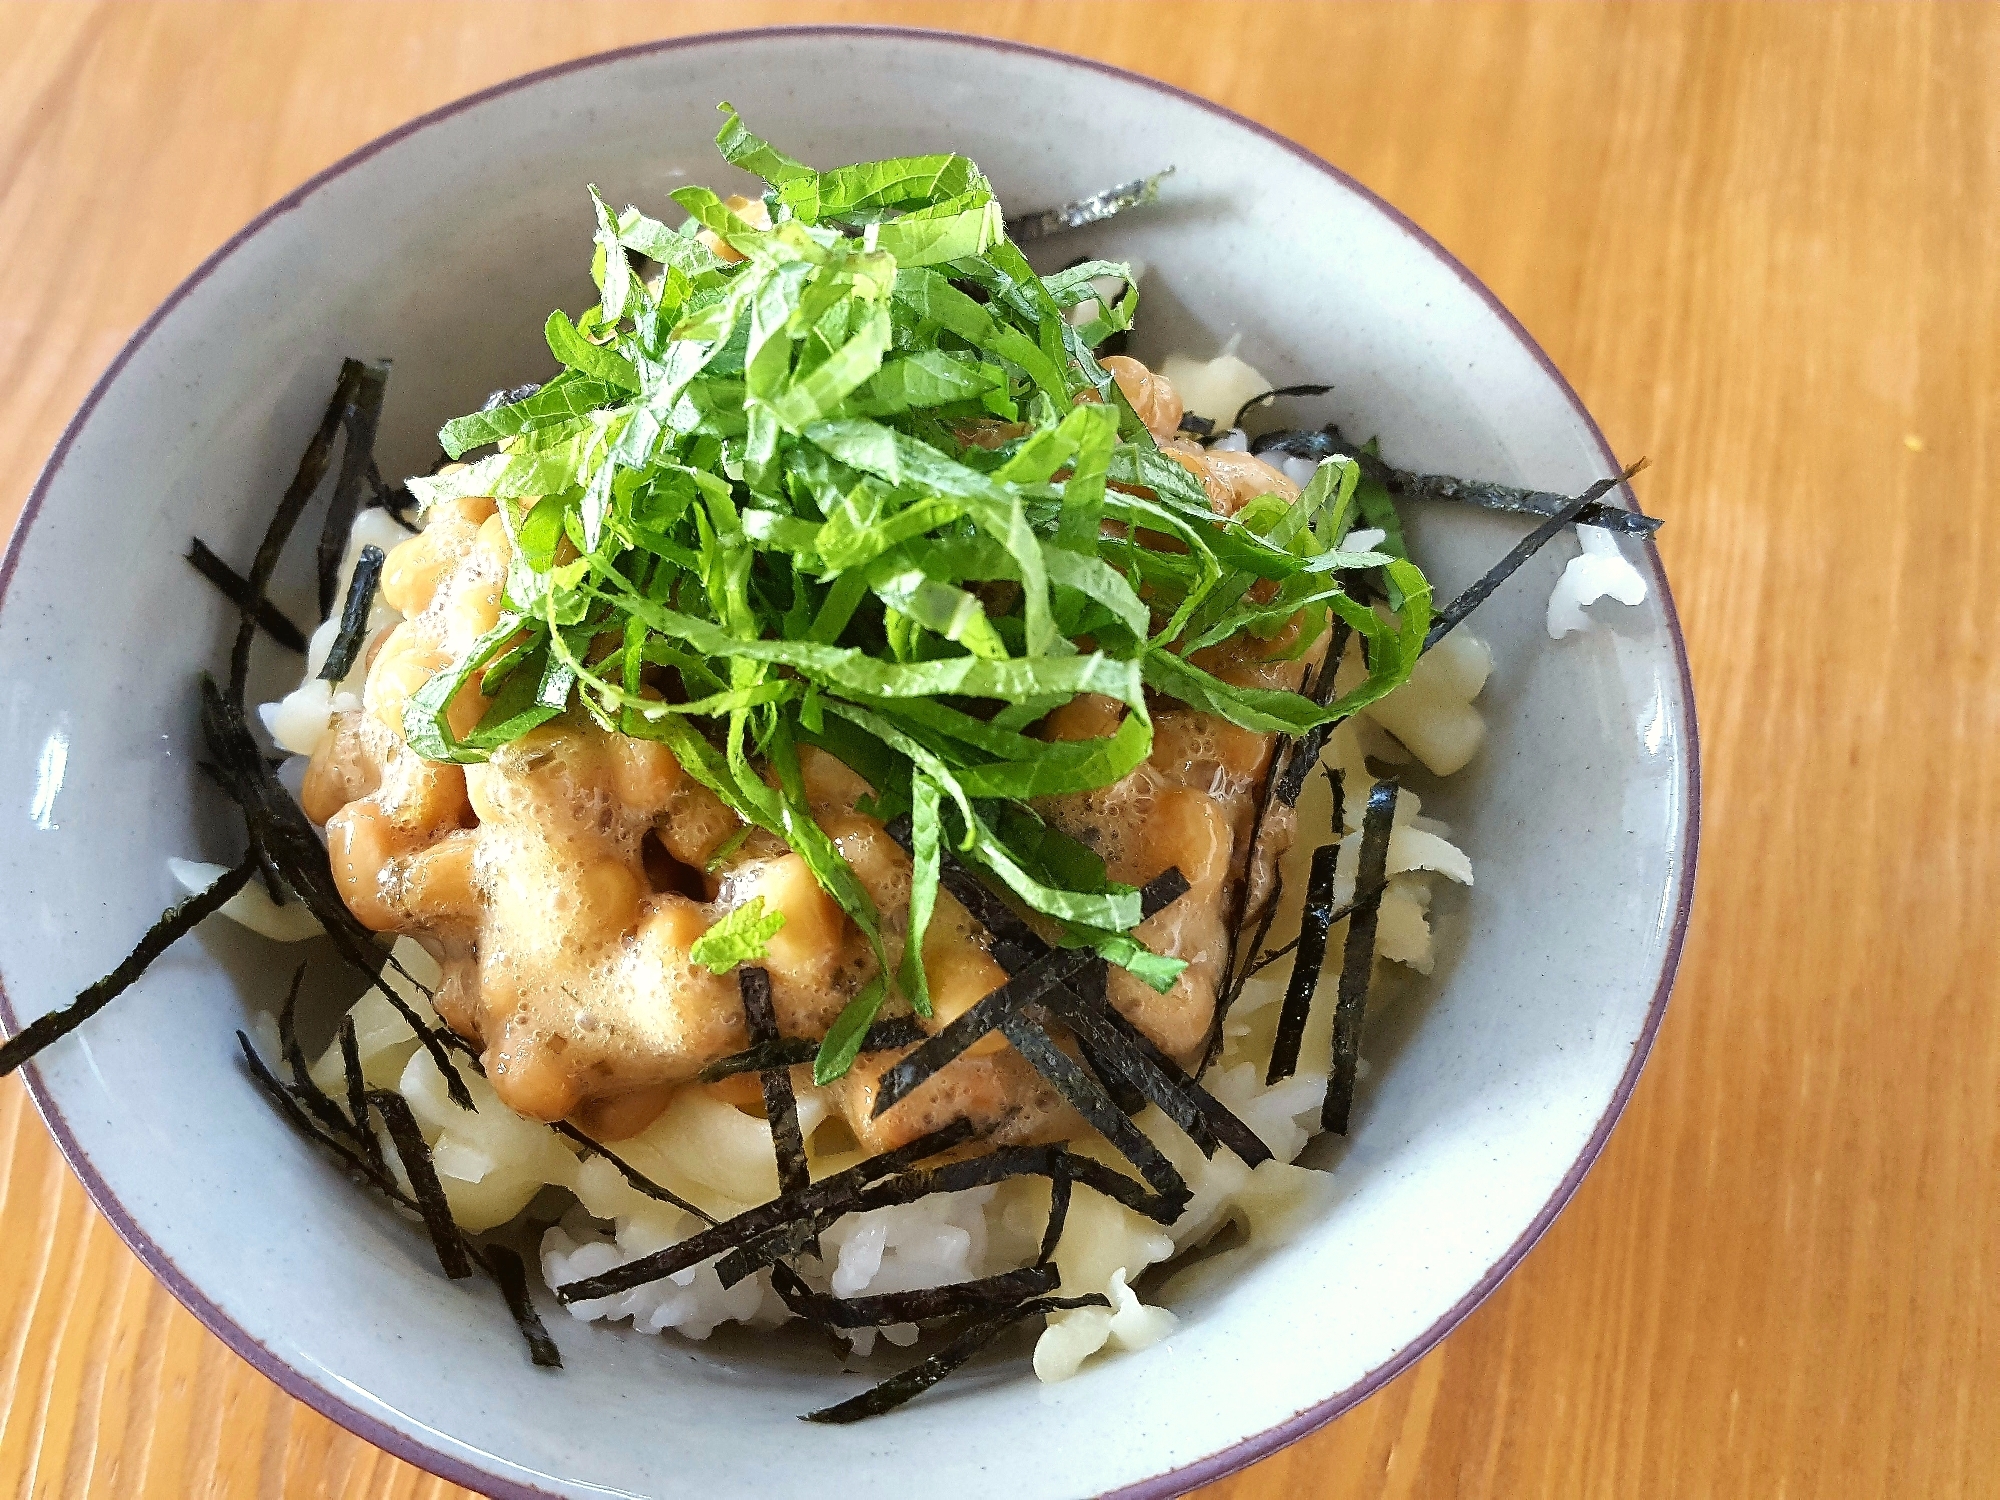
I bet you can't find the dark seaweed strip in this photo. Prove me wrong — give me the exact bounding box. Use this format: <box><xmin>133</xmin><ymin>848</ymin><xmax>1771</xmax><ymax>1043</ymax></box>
<box><xmin>696</xmin><ymin>1016</ymin><xmax>927</xmax><ymax>1082</ymax></box>
<box><xmin>1275</xmin><ymin>711</ymin><xmax>1346</xmax><ymax>814</ymax></box>
<box><xmin>1237</xmin><ymin>872</ymin><xmax>1285</xmax><ymax>978</ymax></box>
<box><xmin>249</xmin><ymin>833</ymin><xmax>290</xmax><ymax>909</ymax></box>
<box><xmin>553</xmin><ymin>1120</ymin><xmax>978</xmax><ymax>1303</ymax></box>
<box><xmin>238</xmin><ymin>1030</ymin><xmax>401</xmax><ymax>1193</ymax></box>
<box><xmin>1323</xmin><ymin>780</ymin><xmax>1399</xmax><ymax>1134</ymax></box>
<box><xmin>243</xmin><ymin>1032</ymin><xmax>557</xmax><ymax>1367</ymax></box>
<box><xmin>866</xmin><ymin>858</ymin><xmax>1182</xmax><ymax>1124</ymax></box>
<box><xmin>1265</xmin><ymin>843</ymin><xmax>1341</xmax><ymax>1086</ymax></box>
<box><xmin>854</xmin><ymin>1145</ymin><xmax>1176</xmax><ymax>1225</ymax></box>
<box><xmin>714</xmin><ymin>1215</ymin><xmax>828</xmax><ymax>1288</ymax></box>
<box><xmin>740</xmin><ymin>966</ymin><xmax>812</xmax><ymax>1200</ymax></box>
<box><xmin>1046</xmin><ymin>984</ymin><xmax>1217</xmax><ymax>1155</ymax></box>
<box><xmin>1244</xmin><ymin>875</ymin><xmax>1393</xmax><ymax>982</ymax></box>
<box><xmin>1242</xmin><ymin>421</ymin><xmax>1660</xmax><ymax>536</ymax></box>
<box><xmin>316</xmin><ymin>360</ymin><xmax>390</xmax><ymax>619</ymax></box>
<box><xmin>995</xmin><ymin>1010</ymin><xmax>1189</xmax><ymax>1209</ymax></box>
<box><xmin>1139</xmin><ymin>867</ymin><xmax>1190</xmax><ymax>918</ymax></box>
<box><xmin>337</xmin><ymin>1014</ymin><xmax>382</xmax><ymax>1171</ymax></box>
<box><xmin>942</xmin><ymin>857</ymin><xmax>1047</xmax><ymax>972</ymax></box>
<box><xmin>1350</xmin><ymin>444</ymin><xmax>1661</xmax><ymax>537</ymax></box>
<box><xmin>854</xmin><ymin>1143</ymin><xmax>1053</xmax><ymax>1206</ymax></box>
<box><xmin>776</xmin><ymin>1265</ymin><xmax>1061</xmax><ymax>1329</ymax></box>
<box><xmin>1202</xmin><ymin>641</ymin><xmax>1340</xmax><ymax>1076</ymax></box>
<box><xmin>197</xmin><ymin>676</ymin><xmax>474</xmax><ymax>1110</ymax></box>
<box><xmin>230</xmin><ymin>359</ymin><xmax>364</xmax><ymax>707</ymax></box>
<box><xmin>185</xmin><ymin>540</ymin><xmax>308</xmax><ymax>652</ymax></box>
<box><xmin>548</xmin><ymin>1122</ymin><xmax>718</xmax><ymax>1225</ymax></box>
<box><xmin>0</xmin><ymin>856</ymin><xmax>257</xmax><ymax>1078</ymax></box>
<box><xmin>679</xmin><ymin>1122</ymin><xmax>986</xmax><ymax>1289</ymax></box>
<box><xmin>368</xmin><ymin>1089</ymin><xmax>474</xmax><ymax>1280</ymax></box>
<box><xmin>1201</xmin><ymin>868</ymin><xmax>1285</xmax><ymax>1075</ymax></box>
<box><xmin>1004</xmin><ymin>168</ymin><xmax>1170</xmax><ymax>243</ymax></box>
<box><xmin>884</xmin><ymin>815</ymin><xmax>1046</xmax><ymax>974</ymax></box>
<box><xmin>1049</xmin><ymin>985</ymin><xmax>1273</xmax><ymax>1168</ymax></box>
<box><xmin>366</xmin><ymin>459</ymin><xmax>421</xmax><ymax>532</ymax></box>
<box><xmin>869</xmin><ymin>952</ymin><xmax>1093</xmax><ymax>1120</ymax></box>
<box><xmin>1038</xmin><ymin>1158</ymin><xmax>1073</xmax><ymax>1264</ymax></box>
<box><xmin>1064</xmin><ymin>954</ymin><xmax>1145</xmax><ymax>1114</ymax></box>
<box><xmin>1227</xmin><ymin>383</ymin><xmax>1336</xmax><ymax>433</ymax></box>
<box><xmin>1423</xmin><ymin>465</ymin><xmax>1644</xmax><ymax>652</ymax></box>
<box><xmin>276</xmin><ymin>962</ymin><xmax>352</xmax><ymax>1141</ymax></box>
<box><xmin>801</xmin><ymin>1293</ymin><xmax>1112</xmax><ymax>1424</ymax></box>
<box><xmin>1177</xmin><ymin>412</ymin><xmax>1215</xmax><ymax>439</ymax></box>
<box><xmin>318</xmin><ymin>544</ymin><xmax>385</xmax><ymax>683</ymax></box>
<box><xmin>478</xmin><ymin>1243</ymin><xmax>562</xmax><ymax>1368</ymax></box>
<box><xmin>765</xmin><ymin>1261</ymin><xmax>841</xmax><ymax>1338</ymax></box>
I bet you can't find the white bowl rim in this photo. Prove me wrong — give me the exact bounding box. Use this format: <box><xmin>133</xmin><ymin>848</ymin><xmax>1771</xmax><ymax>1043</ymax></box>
<box><xmin>0</xmin><ymin>25</ymin><xmax>1700</xmax><ymax>1500</ymax></box>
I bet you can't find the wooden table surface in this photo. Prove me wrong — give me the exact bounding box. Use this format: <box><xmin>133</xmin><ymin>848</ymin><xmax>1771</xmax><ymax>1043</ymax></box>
<box><xmin>3</xmin><ymin>3</ymin><xmax>1995</xmax><ymax>1495</ymax></box>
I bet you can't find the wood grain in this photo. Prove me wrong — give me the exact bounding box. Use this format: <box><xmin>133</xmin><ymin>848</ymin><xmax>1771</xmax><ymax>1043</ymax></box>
<box><xmin>2</xmin><ymin>4</ymin><xmax>1995</xmax><ymax>1496</ymax></box>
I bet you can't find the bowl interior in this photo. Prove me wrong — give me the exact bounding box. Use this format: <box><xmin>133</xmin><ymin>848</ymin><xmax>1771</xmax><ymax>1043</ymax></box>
<box><xmin>0</xmin><ymin>30</ymin><xmax>1693</xmax><ymax>1500</ymax></box>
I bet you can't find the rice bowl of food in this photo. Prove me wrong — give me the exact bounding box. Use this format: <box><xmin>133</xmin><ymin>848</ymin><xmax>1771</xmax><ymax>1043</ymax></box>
<box><xmin>0</xmin><ymin>28</ymin><xmax>1695</xmax><ymax>1500</ymax></box>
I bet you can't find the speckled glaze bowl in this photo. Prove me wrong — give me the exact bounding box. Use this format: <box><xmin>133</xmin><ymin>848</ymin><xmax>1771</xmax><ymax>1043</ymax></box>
<box><xmin>0</xmin><ymin>28</ymin><xmax>1695</xmax><ymax>1499</ymax></box>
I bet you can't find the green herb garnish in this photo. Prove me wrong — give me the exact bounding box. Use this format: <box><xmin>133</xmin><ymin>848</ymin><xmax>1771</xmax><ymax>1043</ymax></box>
<box><xmin>688</xmin><ymin>895</ymin><xmax>787</xmax><ymax>973</ymax></box>
<box><xmin>402</xmin><ymin>105</ymin><xmax>1432</xmax><ymax>1081</ymax></box>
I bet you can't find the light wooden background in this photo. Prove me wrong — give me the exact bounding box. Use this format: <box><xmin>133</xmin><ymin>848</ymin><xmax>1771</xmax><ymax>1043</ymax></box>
<box><xmin>2</xmin><ymin>3</ymin><xmax>1995</xmax><ymax>1496</ymax></box>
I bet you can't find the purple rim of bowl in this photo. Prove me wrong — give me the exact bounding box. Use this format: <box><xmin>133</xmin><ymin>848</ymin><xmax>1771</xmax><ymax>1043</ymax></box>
<box><xmin>0</xmin><ymin>25</ymin><xmax>1700</xmax><ymax>1500</ymax></box>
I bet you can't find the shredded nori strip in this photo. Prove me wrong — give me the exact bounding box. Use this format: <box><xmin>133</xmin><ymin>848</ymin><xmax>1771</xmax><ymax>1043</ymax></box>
<box><xmin>240</xmin><ymin>1031</ymin><xmax>558</xmax><ymax>1366</ymax></box>
<box><xmin>1038</xmin><ymin>1157</ymin><xmax>1073</xmax><ymax>1264</ymax></box>
<box><xmin>801</xmin><ymin>1293</ymin><xmax>1111</xmax><ymax>1424</ymax></box>
<box><xmin>1139</xmin><ymin>867</ymin><xmax>1191</xmax><ymax>917</ymax></box>
<box><xmin>859</xmin><ymin>861</ymin><xmax>1199</xmax><ymax>1124</ymax></box>
<box><xmin>276</xmin><ymin>962</ymin><xmax>351</xmax><ymax>1141</ymax></box>
<box><xmin>369</xmin><ymin>1088</ymin><xmax>474</xmax><ymax>1279</ymax></box>
<box><xmin>1071</xmin><ymin>973</ymin><xmax>1148</xmax><ymax>1117</ymax></box>
<box><xmin>1265</xmin><ymin>844</ymin><xmax>1340</xmax><ymax>1086</ymax></box>
<box><xmin>870</xmin><ymin>954</ymin><xmax>1089</xmax><ymax>1119</ymax></box>
<box><xmin>849</xmin><ymin>1143</ymin><xmax>1175</xmax><ymax>1225</ymax></box>
<box><xmin>1005</xmin><ymin>168</ymin><xmax>1172</xmax><ymax>243</ymax></box>
<box><xmin>1323</xmin><ymin>780</ymin><xmax>1399</xmax><ymax>1133</ymax></box>
<box><xmin>548</xmin><ymin>1121</ymin><xmax>717</xmax><ymax>1225</ymax></box>
<box><xmin>337</xmin><ymin>1014</ymin><xmax>381</xmax><ymax>1171</ymax></box>
<box><xmin>316</xmin><ymin>360</ymin><xmax>391</xmax><ymax>619</ymax></box>
<box><xmin>185</xmin><ymin>539</ymin><xmax>307</xmax><ymax>652</ymax></box>
<box><xmin>317</xmin><ymin>544</ymin><xmax>385</xmax><ymax>683</ymax></box>
<box><xmin>554</xmin><ymin>1121</ymin><xmax>979</xmax><ymax>1303</ymax></box>
<box><xmin>740</xmin><ymin>966</ymin><xmax>811</xmax><ymax>1200</ymax></box>
<box><xmin>1424</xmin><ymin>464</ymin><xmax>1646</xmax><ymax>652</ymax></box>
<box><xmin>0</xmin><ymin>856</ymin><xmax>257</xmax><ymax>1078</ymax></box>
<box><xmin>697</xmin><ymin>1016</ymin><xmax>927</xmax><ymax>1082</ymax></box>
<box><xmin>1202</xmin><ymin>644</ymin><xmax>1343</xmax><ymax>1074</ymax></box>
<box><xmin>775</xmin><ymin>1264</ymin><xmax>1060</xmax><ymax>1329</ymax></box>
<box><xmin>237</xmin><ymin>1029</ymin><xmax>386</xmax><ymax>1186</ymax></box>
<box><xmin>230</xmin><ymin>359</ymin><xmax>365</xmax><ymax>706</ymax></box>
<box><xmin>995</xmin><ymin>1009</ymin><xmax>1189</xmax><ymax>1207</ymax></box>
<box><xmin>1177</xmin><ymin>412</ymin><xmax>1216</xmax><ymax>438</ymax></box>
<box><xmin>1304</xmin><ymin>432</ymin><xmax>1661</xmax><ymax>536</ymax></box>
<box><xmin>1227</xmin><ymin>383</ymin><xmax>1336</xmax><ymax>432</ymax></box>
<box><xmin>367</xmin><ymin>459</ymin><xmax>422</xmax><ymax>531</ymax></box>
<box><xmin>883</xmin><ymin>815</ymin><xmax>1045</xmax><ymax>973</ymax></box>
<box><xmin>480</xmin><ymin>1242</ymin><xmax>563</xmax><ymax>1368</ymax></box>
<box><xmin>1047</xmin><ymin>983</ymin><xmax>1272</xmax><ymax>1167</ymax></box>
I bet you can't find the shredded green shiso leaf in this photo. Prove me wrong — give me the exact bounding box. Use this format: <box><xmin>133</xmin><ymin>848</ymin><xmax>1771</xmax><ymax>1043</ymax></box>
<box><xmin>403</xmin><ymin>104</ymin><xmax>1434</xmax><ymax>1083</ymax></box>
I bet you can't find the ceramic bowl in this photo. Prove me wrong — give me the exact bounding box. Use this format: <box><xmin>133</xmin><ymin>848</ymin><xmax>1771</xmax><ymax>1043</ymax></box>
<box><xmin>0</xmin><ymin>27</ymin><xmax>1696</xmax><ymax>1499</ymax></box>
